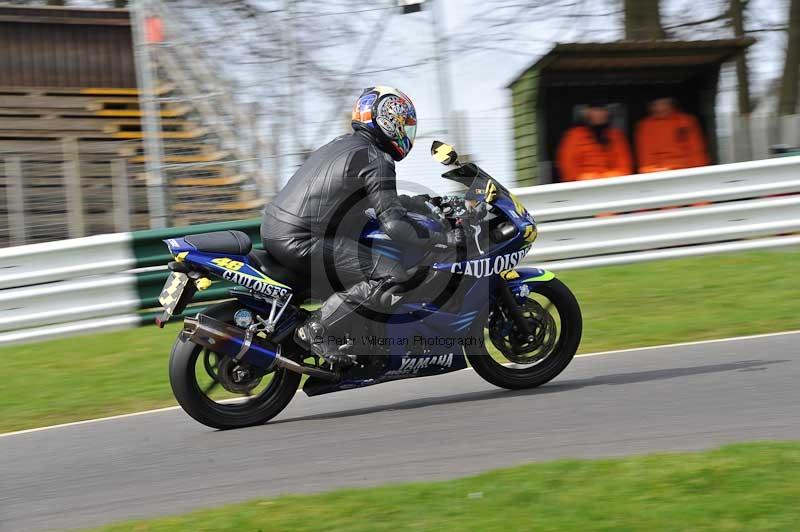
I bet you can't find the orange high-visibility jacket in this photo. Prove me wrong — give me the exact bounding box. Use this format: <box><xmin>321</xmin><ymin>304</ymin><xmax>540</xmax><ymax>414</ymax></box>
<box><xmin>635</xmin><ymin>111</ymin><xmax>710</xmax><ymax>173</ymax></box>
<box><xmin>556</xmin><ymin>125</ymin><xmax>633</xmax><ymax>182</ymax></box>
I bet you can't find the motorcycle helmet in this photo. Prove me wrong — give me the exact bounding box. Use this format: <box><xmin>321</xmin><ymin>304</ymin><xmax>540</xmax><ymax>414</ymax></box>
<box><xmin>352</xmin><ymin>86</ymin><xmax>417</xmax><ymax>161</ymax></box>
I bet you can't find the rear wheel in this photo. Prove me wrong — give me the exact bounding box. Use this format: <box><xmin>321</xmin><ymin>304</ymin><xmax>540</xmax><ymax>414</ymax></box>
<box><xmin>466</xmin><ymin>278</ymin><xmax>582</xmax><ymax>389</ymax></box>
<box><xmin>169</xmin><ymin>336</ymin><xmax>301</xmax><ymax>430</ymax></box>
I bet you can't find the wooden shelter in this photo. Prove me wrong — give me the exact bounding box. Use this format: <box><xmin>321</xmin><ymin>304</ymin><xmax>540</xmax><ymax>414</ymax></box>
<box><xmin>509</xmin><ymin>39</ymin><xmax>754</xmax><ymax>185</ymax></box>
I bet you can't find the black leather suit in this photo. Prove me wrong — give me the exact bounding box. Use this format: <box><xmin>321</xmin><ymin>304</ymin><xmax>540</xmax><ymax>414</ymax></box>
<box><xmin>261</xmin><ymin>129</ymin><xmax>445</xmax><ymax>337</ymax></box>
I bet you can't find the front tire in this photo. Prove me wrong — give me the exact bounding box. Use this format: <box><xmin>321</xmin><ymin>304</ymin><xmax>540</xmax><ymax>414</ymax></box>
<box><xmin>467</xmin><ymin>278</ymin><xmax>582</xmax><ymax>390</ymax></box>
<box><xmin>169</xmin><ymin>336</ymin><xmax>301</xmax><ymax>430</ymax></box>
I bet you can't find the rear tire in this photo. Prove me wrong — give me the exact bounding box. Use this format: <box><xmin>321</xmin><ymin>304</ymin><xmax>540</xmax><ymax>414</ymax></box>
<box><xmin>169</xmin><ymin>336</ymin><xmax>301</xmax><ymax>430</ymax></box>
<box><xmin>467</xmin><ymin>278</ymin><xmax>582</xmax><ymax>390</ymax></box>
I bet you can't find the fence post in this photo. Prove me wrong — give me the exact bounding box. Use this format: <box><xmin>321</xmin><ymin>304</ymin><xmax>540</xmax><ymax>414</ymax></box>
<box><xmin>732</xmin><ymin>114</ymin><xmax>753</xmax><ymax>162</ymax></box>
<box><xmin>132</xmin><ymin>0</ymin><xmax>168</xmax><ymax>229</ymax></box>
<box><xmin>62</xmin><ymin>137</ymin><xmax>85</xmax><ymax>239</ymax></box>
<box><xmin>112</xmin><ymin>159</ymin><xmax>132</xmax><ymax>233</ymax></box>
<box><xmin>6</xmin><ymin>157</ymin><xmax>26</xmax><ymax>246</ymax></box>
<box><xmin>269</xmin><ymin>121</ymin><xmax>283</xmax><ymax>197</ymax></box>
<box><xmin>249</xmin><ymin>101</ymin><xmax>270</xmax><ymax>198</ymax></box>
<box><xmin>779</xmin><ymin>114</ymin><xmax>800</xmax><ymax>148</ymax></box>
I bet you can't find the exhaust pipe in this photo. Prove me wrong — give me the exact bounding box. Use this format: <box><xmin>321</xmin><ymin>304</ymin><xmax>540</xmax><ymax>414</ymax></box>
<box><xmin>182</xmin><ymin>314</ymin><xmax>338</xmax><ymax>382</ymax></box>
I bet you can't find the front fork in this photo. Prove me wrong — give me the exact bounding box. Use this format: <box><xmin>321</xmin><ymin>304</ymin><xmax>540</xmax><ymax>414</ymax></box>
<box><xmin>497</xmin><ymin>278</ymin><xmax>534</xmax><ymax>338</ymax></box>
<box><xmin>495</xmin><ymin>268</ymin><xmax>556</xmax><ymax>340</ymax></box>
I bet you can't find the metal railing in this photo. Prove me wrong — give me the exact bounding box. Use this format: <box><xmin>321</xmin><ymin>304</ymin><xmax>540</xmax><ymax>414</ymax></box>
<box><xmin>133</xmin><ymin>0</ymin><xmax>275</xmax><ymax>201</ymax></box>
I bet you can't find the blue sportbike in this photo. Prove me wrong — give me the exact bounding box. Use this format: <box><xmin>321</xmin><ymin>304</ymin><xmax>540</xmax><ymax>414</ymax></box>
<box><xmin>160</xmin><ymin>142</ymin><xmax>582</xmax><ymax>429</ymax></box>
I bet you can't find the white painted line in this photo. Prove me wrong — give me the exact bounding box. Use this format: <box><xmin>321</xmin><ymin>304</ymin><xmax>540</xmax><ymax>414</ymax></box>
<box><xmin>1</xmin><ymin>329</ymin><xmax>798</xmax><ymax>439</ymax></box>
<box><xmin>574</xmin><ymin>329</ymin><xmax>800</xmax><ymax>358</ymax></box>
<box><xmin>0</xmin><ymin>405</ymin><xmax>182</xmax><ymax>438</ymax></box>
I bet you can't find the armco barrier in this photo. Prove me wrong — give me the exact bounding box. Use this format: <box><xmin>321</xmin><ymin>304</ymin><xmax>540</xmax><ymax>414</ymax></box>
<box><xmin>532</xmin><ymin>195</ymin><xmax>800</xmax><ymax>262</ymax></box>
<box><xmin>0</xmin><ymin>217</ymin><xmax>262</xmax><ymax>344</ymax></box>
<box><xmin>1</xmin><ymin>156</ymin><xmax>799</xmax><ymax>346</ymax></box>
<box><xmin>0</xmin><ymin>233</ymin><xmax>134</xmax><ymax>290</ymax></box>
<box><xmin>518</xmin><ymin>155</ymin><xmax>800</xmax><ymax>222</ymax></box>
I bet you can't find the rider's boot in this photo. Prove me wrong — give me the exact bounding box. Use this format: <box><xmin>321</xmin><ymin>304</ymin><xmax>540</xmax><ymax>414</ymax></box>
<box><xmin>296</xmin><ymin>279</ymin><xmax>398</xmax><ymax>368</ymax></box>
<box><xmin>294</xmin><ymin>311</ymin><xmax>355</xmax><ymax>367</ymax></box>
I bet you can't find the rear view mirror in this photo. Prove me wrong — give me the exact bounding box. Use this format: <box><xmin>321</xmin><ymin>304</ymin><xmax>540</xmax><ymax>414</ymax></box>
<box><xmin>431</xmin><ymin>140</ymin><xmax>459</xmax><ymax>166</ymax></box>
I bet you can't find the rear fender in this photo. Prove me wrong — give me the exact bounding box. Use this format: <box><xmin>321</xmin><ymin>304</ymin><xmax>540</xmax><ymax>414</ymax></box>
<box><xmin>194</xmin><ymin>300</ymin><xmax>242</xmax><ymax>323</ymax></box>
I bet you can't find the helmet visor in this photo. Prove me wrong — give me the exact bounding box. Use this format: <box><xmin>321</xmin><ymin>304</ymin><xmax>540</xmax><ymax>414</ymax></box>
<box><xmin>405</xmin><ymin>122</ymin><xmax>417</xmax><ymax>146</ymax></box>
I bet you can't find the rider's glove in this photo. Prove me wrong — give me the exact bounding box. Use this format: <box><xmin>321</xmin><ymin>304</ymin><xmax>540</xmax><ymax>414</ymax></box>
<box><xmin>447</xmin><ymin>227</ymin><xmax>467</xmax><ymax>248</ymax></box>
<box><xmin>399</xmin><ymin>194</ymin><xmax>431</xmax><ymax>214</ymax></box>
<box><xmin>432</xmin><ymin>228</ymin><xmax>466</xmax><ymax>250</ymax></box>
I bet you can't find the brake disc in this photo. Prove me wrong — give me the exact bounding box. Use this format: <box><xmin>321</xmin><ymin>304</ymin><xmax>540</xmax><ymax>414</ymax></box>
<box><xmin>489</xmin><ymin>299</ymin><xmax>558</xmax><ymax>364</ymax></box>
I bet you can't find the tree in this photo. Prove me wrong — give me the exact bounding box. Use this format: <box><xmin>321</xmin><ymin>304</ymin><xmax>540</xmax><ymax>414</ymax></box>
<box><xmin>730</xmin><ymin>0</ymin><xmax>754</xmax><ymax>115</ymax></box>
<box><xmin>725</xmin><ymin>0</ymin><xmax>753</xmax><ymax>159</ymax></box>
<box><xmin>624</xmin><ymin>0</ymin><xmax>666</xmax><ymax>39</ymax></box>
<box><xmin>778</xmin><ymin>0</ymin><xmax>800</xmax><ymax>115</ymax></box>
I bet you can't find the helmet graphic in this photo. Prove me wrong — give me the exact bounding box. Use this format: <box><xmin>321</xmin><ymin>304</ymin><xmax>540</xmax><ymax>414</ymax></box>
<box><xmin>352</xmin><ymin>86</ymin><xmax>417</xmax><ymax>161</ymax></box>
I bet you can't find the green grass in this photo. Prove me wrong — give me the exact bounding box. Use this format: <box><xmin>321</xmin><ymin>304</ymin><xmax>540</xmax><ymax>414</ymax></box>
<box><xmin>1</xmin><ymin>250</ymin><xmax>798</xmax><ymax>433</ymax></box>
<box><xmin>90</xmin><ymin>441</ymin><xmax>800</xmax><ymax>531</ymax></box>
<box><xmin>558</xmin><ymin>249</ymin><xmax>800</xmax><ymax>353</ymax></box>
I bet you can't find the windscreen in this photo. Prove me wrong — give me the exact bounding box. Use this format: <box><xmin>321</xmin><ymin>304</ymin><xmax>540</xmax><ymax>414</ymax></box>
<box><xmin>441</xmin><ymin>162</ymin><xmax>512</xmax><ymax>204</ymax></box>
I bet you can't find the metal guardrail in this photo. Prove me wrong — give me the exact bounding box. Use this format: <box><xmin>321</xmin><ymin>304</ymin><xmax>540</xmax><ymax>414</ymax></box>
<box><xmin>0</xmin><ymin>275</ymin><xmax>139</xmax><ymax>334</ymax></box>
<box><xmin>0</xmin><ymin>217</ymin><xmax>262</xmax><ymax>345</ymax></box>
<box><xmin>534</xmin><ymin>196</ymin><xmax>800</xmax><ymax>263</ymax></box>
<box><xmin>0</xmin><ymin>233</ymin><xmax>134</xmax><ymax>289</ymax></box>
<box><xmin>517</xmin><ymin>155</ymin><xmax>800</xmax><ymax>222</ymax></box>
<box><xmin>1</xmin><ymin>156</ymin><xmax>799</xmax><ymax>346</ymax></box>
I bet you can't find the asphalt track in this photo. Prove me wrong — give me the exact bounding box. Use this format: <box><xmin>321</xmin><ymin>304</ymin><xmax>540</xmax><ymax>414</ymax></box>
<box><xmin>2</xmin><ymin>331</ymin><xmax>799</xmax><ymax>532</ymax></box>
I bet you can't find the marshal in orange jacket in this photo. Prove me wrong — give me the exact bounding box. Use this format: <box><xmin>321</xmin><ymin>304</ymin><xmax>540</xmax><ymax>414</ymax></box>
<box><xmin>556</xmin><ymin>125</ymin><xmax>633</xmax><ymax>182</ymax></box>
<box><xmin>635</xmin><ymin>111</ymin><xmax>710</xmax><ymax>173</ymax></box>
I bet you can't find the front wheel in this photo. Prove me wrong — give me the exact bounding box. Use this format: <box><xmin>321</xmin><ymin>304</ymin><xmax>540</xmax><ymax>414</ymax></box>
<box><xmin>466</xmin><ymin>278</ymin><xmax>582</xmax><ymax>390</ymax></box>
<box><xmin>169</xmin><ymin>336</ymin><xmax>301</xmax><ymax>430</ymax></box>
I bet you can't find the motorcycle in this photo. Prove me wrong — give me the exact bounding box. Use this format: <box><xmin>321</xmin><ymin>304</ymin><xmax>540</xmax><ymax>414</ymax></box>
<box><xmin>159</xmin><ymin>141</ymin><xmax>582</xmax><ymax>429</ymax></box>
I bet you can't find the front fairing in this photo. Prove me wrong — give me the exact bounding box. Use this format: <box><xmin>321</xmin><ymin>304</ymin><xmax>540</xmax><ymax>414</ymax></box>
<box><xmin>443</xmin><ymin>162</ymin><xmax>536</xmax><ymax>230</ymax></box>
<box><xmin>433</xmin><ymin>165</ymin><xmax>537</xmax><ymax>276</ymax></box>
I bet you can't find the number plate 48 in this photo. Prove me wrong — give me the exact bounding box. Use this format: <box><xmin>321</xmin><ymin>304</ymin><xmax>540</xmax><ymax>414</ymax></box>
<box><xmin>212</xmin><ymin>257</ymin><xmax>244</xmax><ymax>271</ymax></box>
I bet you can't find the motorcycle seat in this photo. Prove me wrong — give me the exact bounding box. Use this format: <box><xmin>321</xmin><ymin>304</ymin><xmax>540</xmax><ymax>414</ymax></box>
<box><xmin>248</xmin><ymin>248</ymin><xmax>307</xmax><ymax>292</ymax></box>
<box><xmin>185</xmin><ymin>230</ymin><xmax>252</xmax><ymax>255</ymax></box>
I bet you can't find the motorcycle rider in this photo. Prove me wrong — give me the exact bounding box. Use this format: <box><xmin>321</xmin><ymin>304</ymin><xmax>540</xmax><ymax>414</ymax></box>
<box><xmin>261</xmin><ymin>86</ymin><xmax>464</xmax><ymax>366</ymax></box>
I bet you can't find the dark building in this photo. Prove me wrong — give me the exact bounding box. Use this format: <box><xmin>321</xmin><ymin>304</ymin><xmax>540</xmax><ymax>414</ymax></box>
<box><xmin>0</xmin><ymin>4</ymin><xmax>135</xmax><ymax>88</ymax></box>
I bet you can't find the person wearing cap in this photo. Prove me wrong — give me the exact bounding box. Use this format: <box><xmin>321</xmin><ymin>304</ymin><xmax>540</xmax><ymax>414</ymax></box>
<box><xmin>635</xmin><ymin>97</ymin><xmax>710</xmax><ymax>173</ymax></box>
<box><xmin>556</xmin><ymin>101</ymin><xmax>633</xmax><ymax>182</ymax></box>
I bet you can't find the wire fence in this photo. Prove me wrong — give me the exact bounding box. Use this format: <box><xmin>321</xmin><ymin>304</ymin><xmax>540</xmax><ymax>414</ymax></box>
<box><xmin>0</xmin><ymin>139</ymin><xmax>275</xmax><ymax>247</ymax></box>
<box><xmin>0</xmin><ymin>139</ymin><xmax>143</xmax><ymax>247</ymax></box>
<box><xmin>718</xmin><ymin>113</ymin><xmax>800</xmax><ymax>163</ymax></box>
<box><xmin>129</xmin><ymin>0</ymin><xmax>275</xmax><ymax>229</ymax></box>
<box><xmin>2</xmin><ymin>111</ymin><xmax>798</xmax><ymax>248</ymax></box>
<box><xmin>1</xmin><ymin>1</ymin><xmax>799</xmax><ymax>248</ymax></box>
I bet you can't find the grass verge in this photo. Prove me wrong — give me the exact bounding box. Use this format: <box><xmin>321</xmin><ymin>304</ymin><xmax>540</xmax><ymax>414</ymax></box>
<box><xmin>90</xmin><ymin>441</ymin><xmax>800</xmax><ymax>531</ymax></box>
<box><xmin>1</xmin><ymin>250</ymin><xmax>798</xmax><ymax>433</ymax></box>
